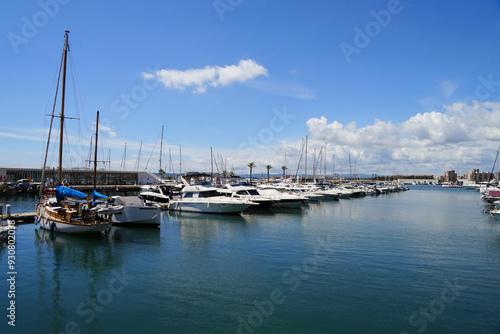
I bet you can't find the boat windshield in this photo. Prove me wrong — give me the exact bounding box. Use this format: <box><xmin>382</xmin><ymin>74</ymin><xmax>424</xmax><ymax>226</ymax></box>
<box><xmin>248</xmin><ymin>189</ymin><xmax>260</xmax><ymax>196</ymax></box>
<box><xmin>236</xmin><ymin>190</ymin><xmax>249</xmax><ymax>195</ymax></box>
<box><xmin>200</xmin><ymin>190</ymin><xmax>220</xmax><ymax>198</ymax></box>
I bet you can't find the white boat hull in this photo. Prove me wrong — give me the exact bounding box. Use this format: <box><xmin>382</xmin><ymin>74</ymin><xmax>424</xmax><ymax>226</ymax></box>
<box><xmin>111</xmin><ymin>206</ymin><xmax>161</xmax><ymax>225</ymax></box>
<box><xmin>169</xmin><ymin>200</ymin><xmax>253</xmax><ymax>213</ymax></box>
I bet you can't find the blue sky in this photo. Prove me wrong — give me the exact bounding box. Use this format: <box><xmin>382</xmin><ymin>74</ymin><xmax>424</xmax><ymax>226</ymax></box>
<box><xmin>2</xmin><ymin>0</ymin><xmax>500</xmax><ymax>177</ymax></box>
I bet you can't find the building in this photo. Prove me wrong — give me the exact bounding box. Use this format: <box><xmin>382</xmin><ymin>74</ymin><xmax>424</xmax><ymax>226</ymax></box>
<box><xmin>465</xmin><ymin>169</ymin><xmax>494</xmax><ymax>183</ymax></box>
<box><xmin>0</xmin><ymin>167</ymin><xmax>162</xmax><ymax>186</ymax></box>
<box><xmin>444</xmin><ymin>170</ymin><xmax>457</xmax><ymax>182</ymax></box>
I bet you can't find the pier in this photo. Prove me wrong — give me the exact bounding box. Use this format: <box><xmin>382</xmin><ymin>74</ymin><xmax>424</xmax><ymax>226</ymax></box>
<box><xmin>0</xmin><ymin>204</ymin><xmax>35</xmax><ymax>224</ymax></box>
<box><xmin>1</xmin><ymin>212</ymin><xmax>36</xmax><ymax>224</ymax></box>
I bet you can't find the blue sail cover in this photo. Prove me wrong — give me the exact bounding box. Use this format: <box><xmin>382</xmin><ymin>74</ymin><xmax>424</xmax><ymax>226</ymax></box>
<box><xmin>92</xmin><ymin>189</ymin><xmax>108</xmax><ymax>199</ymax></box>
<box><xmin>55</xmin><ymin>186</ymin><xmax>87</xmax><ymax>202</ymax></box>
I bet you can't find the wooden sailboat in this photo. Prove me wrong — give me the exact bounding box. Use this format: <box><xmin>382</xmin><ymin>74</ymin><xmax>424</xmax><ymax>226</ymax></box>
<box><xmin>35</xmin><ymin>31</ymin><xmax>112</xmax><ymax>234</ymax></box>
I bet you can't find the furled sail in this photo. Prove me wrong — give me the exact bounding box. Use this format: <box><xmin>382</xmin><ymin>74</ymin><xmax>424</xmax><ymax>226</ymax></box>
<box><xmin>55</xmin><ymin>185</ymin><xmax>87</xmax><ymax>202</ymax></box>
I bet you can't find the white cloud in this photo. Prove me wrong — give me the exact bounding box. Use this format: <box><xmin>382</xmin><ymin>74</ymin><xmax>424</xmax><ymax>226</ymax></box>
<box><xmin>306</xmin><ymin>117</ymin><xmax>399</xmax><ymax>147</ymax></box>
<box><xmin>93</xmin><ymin>122</ymin><xmax>117</xmax><ymax>138</ymax></box>
<box><xmin>305</xmin><ymin>101</ymin><xmax>500</xmax><ymax>174</ymax></box>
<box><xmin>401</xmin><ymin>111</ymin><xmax>470</xmax><ymax>145</ymax></box>
<box><xmin>142</xmin><ymin>59</ymin><xmax>268</xmax><ymax>94</ymax></box>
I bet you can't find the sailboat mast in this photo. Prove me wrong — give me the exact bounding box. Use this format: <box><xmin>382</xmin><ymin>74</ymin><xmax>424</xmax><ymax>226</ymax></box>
<box><xmin>305</xmin><ymin>135</ymin><xmax>308</xmax><ymax>181</ymax></box>
<box><xmin>160</xmin><ymin>125</ymin><xmax>164</xmax><ymax>173</ymax></box>
<box><xmin>58</xmin><ymin>31</ymin><xmax>69</xmax><ymax>184</ymax></box>
<box><xmin>179</xmin><ymin>145</ymin><xmax>182</xmax><ymax>178</ymax></box>
<box><xmin>93</xmin><ymin>110</ymin><xmax>99</xmax><ymax>189</ymax></box>
<box><xmin>489</xmin><ymin>145</ymin><xmax>500</xmax><ymax>183</ymax></box>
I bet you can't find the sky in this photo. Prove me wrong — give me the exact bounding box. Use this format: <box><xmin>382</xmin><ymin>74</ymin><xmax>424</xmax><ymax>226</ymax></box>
<box><xmin>2</xmin><ymin>0</ymin><xmax>500</xmax><ymax>177</ymax></box>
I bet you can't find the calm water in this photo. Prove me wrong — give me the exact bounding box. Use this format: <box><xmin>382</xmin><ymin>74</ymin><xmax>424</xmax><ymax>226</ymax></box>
<box><xmin>1</xmin><ymin>186</ymin><xmax>500</xmax><ymax>334</ymax></box>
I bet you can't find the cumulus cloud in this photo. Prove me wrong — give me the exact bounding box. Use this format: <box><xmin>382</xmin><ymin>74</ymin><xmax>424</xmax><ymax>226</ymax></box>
<box><xmin>305</xmin><ymin>101</ymin><xmax>500</xmax><ymax>174</ymax></box>
<box><xmin>306</xmin><ymin>117</ymin><xmax>400</xmax><ymax>147</ymax></box>
<box><xmin>142</xmin><ymin>59</ymin><xmax>268</xmax><ymax>94</ymax></box>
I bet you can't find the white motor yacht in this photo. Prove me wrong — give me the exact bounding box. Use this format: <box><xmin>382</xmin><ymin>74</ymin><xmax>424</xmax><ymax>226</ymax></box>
<box><xmin>218</xmin><ymin>183</ymin><xmax>275</xmax><ymax>209</ymax></box>
<box><xmin>169</xmin><ymin>181</ymin><xmax>257</xmax><ymax>214</ymax></box>
<box><xmin>256</xmin><ymin>185</ymin><xmax>306</xmax><ymax>208</ymax></box>
<box><xmin>139</xmin><ymin>185</ymin><xmax>179</xmax><ymax>205</ymax></box>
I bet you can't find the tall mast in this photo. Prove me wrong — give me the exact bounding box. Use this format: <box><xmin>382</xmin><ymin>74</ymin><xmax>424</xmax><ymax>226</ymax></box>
<box><xmin>58</xmin><ymin>31</ymin><xmax>69</xmax><ymax>184</ymax></box>
<box><xmin>135</xmin><ymin>141</ymin><xmax>142</xmax><ymax>170</ymax></box>
<box><xmin>122</xmin><ymin>143</ymin><xmax>127</xmax><ymax>170</ymax></box>
<box><xmin>168</xmin><ymin>148</ymin><xmax>172</xmax><ymax>175</ymax></box>
<box><xmin>305</xmin><ymin>135</ymin><xmax>308</xmax><ymax>181</ymax></box>
<box><xmin>324</xmin><ymin>143</ymin><xmax>327</xmax><ymax>183</ymax></box>
<box><xmin>179</xmin><ymin>145</ymin><xmax>182</xmax><ymax>178</ymax></box>
<box><xmin>332</xmin><ymin>154</ymin><xmax>335</xmax><ymax>181</ymax></box>
<box><xmin>93</xmin><ymin>110</ymin><xmax>99</xmax><ymax>189</ymax></box>
<box><xmin>159</xmin><ymin>125</ymin><xmax>164</xmax><ymax>173</ymax></box>
<box><xmin>349</xmin><ymin>154</ymin><xmax>352</xmax><ymax>180</ymax></box>
<box><xmin>88</xmin><ymin>136</ymin><xmax>93</xmax><ymax>169</ymax></box>
<box><xmin>210</xmin><ymin>147</ymin><xmax>214</xmax><ymax>183</ymax></box>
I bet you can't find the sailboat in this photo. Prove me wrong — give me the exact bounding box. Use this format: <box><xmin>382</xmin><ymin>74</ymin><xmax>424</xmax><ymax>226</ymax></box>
<box><xmin>35</xmin><ymin>31</ymin><xmax>113</xmax><ymax>234</ymax></box>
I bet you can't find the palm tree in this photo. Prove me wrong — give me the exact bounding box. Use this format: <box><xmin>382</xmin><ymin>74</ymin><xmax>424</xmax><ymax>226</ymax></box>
<box><xmin>158</xmin><ymin>168</ymin><xmax>165</xmax><ymax>179</ymax></box>
<box><xmin>282</xmin><ymin>165</ymin><xmax>287</xmax><ymax>179</ymax></box>
<box><xmin>266</xmin><ymin>165</ymin><xmax>273</xmax><ymax>183</ymax></box>
<box><xmin>247</xmin><ymin>162</ymin><xmax>256</xmax><ymax>183</ymax></box>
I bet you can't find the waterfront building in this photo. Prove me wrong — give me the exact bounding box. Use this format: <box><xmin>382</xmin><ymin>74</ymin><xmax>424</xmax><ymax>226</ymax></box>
<box><xmin>444</xmin><ymin>170</ymin><xmax>458</xmax><ymax>182</ymax></box>
<box><xmin>465</xmin><ymin>169</ymin><xmax>494</xmax><ymax>183</ymax></box>
<box><xmin>0</xmin><ymin>167</ymin><xmax>162</xmax><ymax>185</ymax></box>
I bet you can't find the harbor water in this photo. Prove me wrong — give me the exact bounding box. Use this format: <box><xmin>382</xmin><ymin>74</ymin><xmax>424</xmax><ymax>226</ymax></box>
<box><xmin>1</xmin><ymin>186</ymin><xmax>500</xmax><ymax>333</ymax></box>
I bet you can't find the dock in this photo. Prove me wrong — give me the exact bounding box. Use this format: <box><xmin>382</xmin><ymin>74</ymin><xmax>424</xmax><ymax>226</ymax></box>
<box><xmin>0</xmin><ymin>212</ymin><xmax>36</xmax><ymax>224</ymax></box>
<box><xmin>70</xmin><ymin>184</ymin><xmax>142</xmax><ymax>193</ymax></box>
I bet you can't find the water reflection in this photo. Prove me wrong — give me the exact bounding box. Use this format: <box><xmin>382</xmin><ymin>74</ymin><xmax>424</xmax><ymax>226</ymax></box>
<box><xmin>108</xmin><ymin>225</ymin><xmax>161</xmax><ymax>246</ymax></box>
<box><xmin>167</xmin><ymin>211</ymin><xmax>251</xmax><ymax>249</ymax></box>
<box><xmin>34</xmin><ymin>228</ymin><xmax>119</xmax><ymax>268</ymax></box>
<box><xmin>34</xmin><ymin>228</ymin><xmax>123</xmax><ymax>334</ymax></box>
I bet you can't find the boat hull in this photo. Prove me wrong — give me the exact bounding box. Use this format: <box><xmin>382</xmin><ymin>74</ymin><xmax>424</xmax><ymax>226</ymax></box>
<box><xmin>169</xmin><ymin>200</ymin><xmax>253</xmax><ymax>214</ymax></box>
<box><xmin>35</xmin><ymin>201</ymin><xmax>112</xmax><ymax>234</ymax></box>
<box><xmin>36</xmin><ymin>209</ymin><xmax>111</xmax><ymax>234</ymax></box>
<box><xmin>38</xmin><ymin>216</ymin><xmax>111</xmax><ymax>234</ymax></box>
<box><xmin>111</xmin><ymin>206</ymin><xmax>161</xmax><ymax>225</ymax></box>
<box><xmin>271</xmin><ymin>198</ymin><xmax>305</xmax><ymax>208</ymax></box>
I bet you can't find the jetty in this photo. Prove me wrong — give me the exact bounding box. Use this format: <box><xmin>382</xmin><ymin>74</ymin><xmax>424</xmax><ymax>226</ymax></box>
<box><xmin>0</xmin><ymin>204</ymin><xmax>35</xmax><ymax>224</ymax></box>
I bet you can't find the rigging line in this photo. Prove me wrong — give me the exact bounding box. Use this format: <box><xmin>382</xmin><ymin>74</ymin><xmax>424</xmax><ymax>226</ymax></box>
<box><xmin>68</xmin><ymin>49</ymin><xmax>90</xmax><ymax>164</ymax></box>
<box><xmin>63</xmin><ymin>122</ymin><xmax>74</xmax><ymax>171</ymax></box>
<box><xmin>40</xmin><ymin>54</ymin><xmax>64</xmax><ymax>165</ymax></box>
<box><xmin>39</xmin><ymin>43</ymin><xmax>65</xmax><ymax>196</ymax></box>
<box><xmin>294</xmin><ymin>138</ymin><xmax>305</xmax><ymax>179</ymax></box>
<box><xmin>145</xmin><ymin>135</ymin><xmax>160</xmax><ymax>171</ymax></box>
